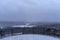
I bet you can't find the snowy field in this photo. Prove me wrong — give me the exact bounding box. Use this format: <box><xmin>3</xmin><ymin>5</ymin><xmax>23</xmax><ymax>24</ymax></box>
<box><xmin>1</xmin><ymin>34</ymin><xmax>60</xmax><ymax>40</ymax></box>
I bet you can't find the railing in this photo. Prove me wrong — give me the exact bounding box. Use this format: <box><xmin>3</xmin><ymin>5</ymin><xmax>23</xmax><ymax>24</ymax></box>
<box><xmin>0</xmin><ymin>26</ymin><xmax>60</xmax><ymax>38</ymax></box>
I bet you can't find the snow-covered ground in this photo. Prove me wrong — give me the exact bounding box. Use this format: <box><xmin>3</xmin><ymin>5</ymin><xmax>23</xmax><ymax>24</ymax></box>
<box><xmin>1</xmin><ymin>34</ymin><xmax>60</xmax><ymax>40</ymax></box>
<box><xmin>12</xmin><ymin>23</ymin><xmax>35</xmax><ymax>27</ymax></box>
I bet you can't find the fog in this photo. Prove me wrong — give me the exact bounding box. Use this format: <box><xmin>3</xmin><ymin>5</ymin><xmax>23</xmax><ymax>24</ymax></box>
<box><xmin>0</xmin><ymin>0</ymin><xmax>60</xmax><ymax>22</ymax></box>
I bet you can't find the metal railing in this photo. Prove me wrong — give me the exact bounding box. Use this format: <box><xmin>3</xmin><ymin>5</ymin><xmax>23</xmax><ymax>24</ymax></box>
<box><xmin>0</xmin><ymin>26</ymin><xmax>60</xmax><ymax>38</ymax></box>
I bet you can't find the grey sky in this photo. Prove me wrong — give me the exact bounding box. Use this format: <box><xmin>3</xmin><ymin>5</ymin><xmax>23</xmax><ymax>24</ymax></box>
<box><xmin>0</xmin><ymin>0</ymin><xmax>60</xmax><ymax>22</ymax></box>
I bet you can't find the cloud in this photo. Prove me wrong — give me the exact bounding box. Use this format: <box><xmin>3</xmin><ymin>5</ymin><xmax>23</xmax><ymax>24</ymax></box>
<box><xmin>0</xmin><ymin>0</ymin><xmax>60</xmax><ymax>22</ymax></box>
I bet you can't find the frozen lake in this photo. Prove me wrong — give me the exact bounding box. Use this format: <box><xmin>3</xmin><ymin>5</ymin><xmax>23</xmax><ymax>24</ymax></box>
<box><xmin>1</xmin><ymin>34</ymin><xmax>60</xmax><ymax>40</ymax></box>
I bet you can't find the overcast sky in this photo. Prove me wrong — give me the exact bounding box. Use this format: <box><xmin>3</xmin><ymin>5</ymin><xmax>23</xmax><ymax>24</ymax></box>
<box><xmin>0</xmin><ymin>0</ymin><xmax>60</xmax><ymax>22</ymax></box>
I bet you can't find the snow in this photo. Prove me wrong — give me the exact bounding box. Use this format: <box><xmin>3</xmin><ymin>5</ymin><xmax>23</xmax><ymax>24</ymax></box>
<box><xmin>1</xmin><ymin>34</ymin><xmax>60</xmax><ymax>40</ymax></box>
<box><xmin>12</xmin><ymin>25</ymin><xmax>34</xmax><ymax>27</ymax></box>
<box><xmin>0</xmin><ymin>27</ymin><xmax>3</xmax><ymax>29</ymax></box>
<box><xmin>12</xmin><ymin>23</ymin><xmax>35</xmax><ymax>27</ymax></box>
